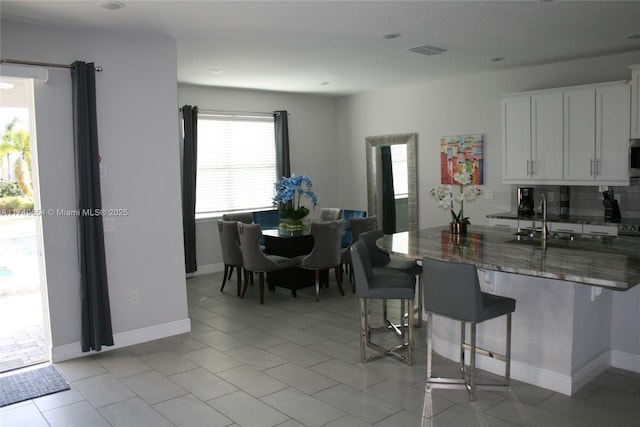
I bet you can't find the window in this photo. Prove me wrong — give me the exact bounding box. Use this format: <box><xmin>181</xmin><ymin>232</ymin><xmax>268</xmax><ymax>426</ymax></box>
<box><xmin>391</xmin><ymin>144</ymin><xmax>408</xmax><ymax>198</ymax></box>
<box><xmin>196</xmin><ymin>113</ymin><xmax>276</xmax><ymax>216</ymax></box>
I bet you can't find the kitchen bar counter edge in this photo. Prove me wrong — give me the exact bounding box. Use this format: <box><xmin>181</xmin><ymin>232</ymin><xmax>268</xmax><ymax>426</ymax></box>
<box><xmin>377</xmin><ymin>225</ymin><xmax>640</xmax><ymax>291</ymax></box>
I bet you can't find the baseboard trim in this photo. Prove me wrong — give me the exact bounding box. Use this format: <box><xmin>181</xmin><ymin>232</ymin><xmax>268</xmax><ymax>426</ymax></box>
<box><xmin>612</xmin><ymin>350</ymin><xmax>640</xmax><ymax>373</ymax></box>
<box><xmin>432</xmin><ymin>333</ymin><xmax>574</xmax><ymax>395</ymax></box>
<box><xmin>570</xmin><ymin>351</ymin><xmax>611</xmax><ymax>394</ymax></box>
<box><xmin>187</xmin><ymin>263</ymin><xmax>223</xmax><ymax>278</ymax></box>
<box><xmin>51</xmin><ymin>318</ymin><xmax>191</xmax><ymax>362</ymax></box>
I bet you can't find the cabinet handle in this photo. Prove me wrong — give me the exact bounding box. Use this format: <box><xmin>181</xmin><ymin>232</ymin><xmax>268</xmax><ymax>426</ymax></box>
<box><xmin>595</xmin><ymin>159</ymin><xmax>600</xmax><ymax>176</ymax></box>
<box><xmin>529</xmin><ymin>160</ymin><xmax>535</xmax><ymax>175</ymax></box>
<box><xmin>590</xmin><ymin>159</ymin><xmax>594</xmax><ymax>175</ymax></box>
<box><xmin>526</xmin><ymin>161</ymin><xmax>530</xmax><ymax>175</ymax></box>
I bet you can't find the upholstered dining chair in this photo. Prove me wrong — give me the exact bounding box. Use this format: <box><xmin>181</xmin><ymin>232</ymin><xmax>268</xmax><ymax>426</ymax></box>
<box><xmin>360</xmin><ymin>228</ymin><xmax>423</xmax><ymax>328</ymax></box>
<box><xmin>237</xmin><ymin>222</ymin><xmax>296</xmax><ymax>304</ymax></box>
<box><xmin>340</xmin><ymin>216</ymin><xmax>378</xmax><ymax>290</ymax></box>
<box><xmin>222</xmin><ymin>212</ymin><xmax>253</xmax><ymax>224</ymax></box>
<box><xmin>295</xmin><ymin>220</ymin><xmax>345</xmax><ymax>301</ymax></box>
<box><xmin>422</xmin><ymin>257</ymin><xmax>516</xmax><ymax>400</ymax></box>
<box><xmin>340</xmin><ymin>209</ymin><xmax>367</xmax><ymax>248</ymax></box>
<box><xmin>350</xmin><ymin>239</ymin><xmax>416</xmax><ymax>365</ymax></box>
<box><xmin>217</xmin><ymin>220</ymin><xmax>245</xmax><ymax>296</ymax></box>
<box><xmin>319</xmin><ymin>207</ymin><xmax>342</xmax><ymax>221</ymax></box>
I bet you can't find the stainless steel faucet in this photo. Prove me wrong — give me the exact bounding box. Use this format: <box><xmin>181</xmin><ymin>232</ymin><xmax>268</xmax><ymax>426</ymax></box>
<box><xmin>540</xmin><ymin>193</ymin><xmax>548</xmax><ymax>241</ymax></box>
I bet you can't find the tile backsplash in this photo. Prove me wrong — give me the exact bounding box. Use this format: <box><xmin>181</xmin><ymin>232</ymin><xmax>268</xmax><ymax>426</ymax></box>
<box><xmin>511</xmin><ymin>185</ymin><xmax>640</xmax><ymax>219</ymax></box>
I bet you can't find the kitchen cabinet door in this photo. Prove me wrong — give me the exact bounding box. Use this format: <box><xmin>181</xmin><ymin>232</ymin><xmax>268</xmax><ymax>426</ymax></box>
<box><xmin>502</xmin><ymin>96</ymin><xmax>531</xmax><ymax>181</ymax></box>
<box><xmin>531</xmin><ymin>92</ymin><xmax>564</xmax><ymax>181</ymax></box>
<box><xmin>595</xmin><ymin>83</ymin><xmax>630</xmax><ymax>183</ymax></box>
<box><xmin>563</xmin><ymin>88</ymin><xmax>596</xmax><ymax>182</ymax></box>
<box><xmin>631</xmin><ymin>64</ymin><xmax>640</xmax><ymax>139</ymax></box>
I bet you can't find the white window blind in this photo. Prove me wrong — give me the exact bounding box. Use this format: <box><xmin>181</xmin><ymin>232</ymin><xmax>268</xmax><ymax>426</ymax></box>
<box><xmin>196</xmin><ymin>114</ymin><xmax>276</xmax><ymax>216</ymax></box>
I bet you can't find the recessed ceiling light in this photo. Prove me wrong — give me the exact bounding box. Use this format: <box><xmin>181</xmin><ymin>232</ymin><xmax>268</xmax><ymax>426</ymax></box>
<box><xmin>625</xmin><ymin>33</ymin><xmax>640</xmax><ymax>40</ymax></box>
<box><xmin>99</xmin><ymin>1</ymin><xmax>125</xmax><ymax>10</ymax></box>
<box><xmin>489</xmin><ymin>57</ymin><xmax>505</xmax><ymax>62</ymax></box>
<box><xmin>208</xmin><ymin>68</ymin><xmax>225</xmax><ymax>74</ymax></box>
<box><xmin>320</xmin><ymin>82</ymin><xmax>331</xmax><ymax>86</ymax></box>
<box><xmin>407</xmin><ymin>45</ymin><xmax>447</xmax><ymax>56</ymax></box>
<box><xmin>381</xmin><ymin>33</ymin><xmax>401</xmax><ymax>40</ymax></box>
<box><xmin>0</xmin><ymin>82</ymin><xmax>15</xmax><ymax>90</ymax></box>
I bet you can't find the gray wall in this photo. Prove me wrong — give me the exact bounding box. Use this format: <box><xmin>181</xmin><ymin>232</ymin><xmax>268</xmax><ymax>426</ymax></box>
<box><xmin>1</xmin><ymin>20</ymin><xmax>190</xmax><ymax>360</ymax></box>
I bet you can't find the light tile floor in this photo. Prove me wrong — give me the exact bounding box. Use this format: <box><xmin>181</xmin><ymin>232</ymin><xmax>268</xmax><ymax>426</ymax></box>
<box><xmin>1</xmin><ymin>271</ymin><xmax>640</xmax><ymax>426</ymax></box>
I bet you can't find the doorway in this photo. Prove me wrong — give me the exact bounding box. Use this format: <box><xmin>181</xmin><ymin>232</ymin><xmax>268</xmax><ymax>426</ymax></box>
<box><xmin>0</xmin><ymin>75</ymin><xmax>48</xmax><ymax>372</ymax></box>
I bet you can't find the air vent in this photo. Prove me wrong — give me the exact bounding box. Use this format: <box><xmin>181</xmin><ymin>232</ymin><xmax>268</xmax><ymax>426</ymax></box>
<box><xmin>407</xmin><ymin>45</ymin><xmax>447</xmax><ymax>56</ymax></box>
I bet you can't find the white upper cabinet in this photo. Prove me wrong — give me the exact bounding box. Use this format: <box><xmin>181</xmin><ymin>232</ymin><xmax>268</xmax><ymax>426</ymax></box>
<box><xmin>563</xmin><ymin>87</ymin><xmax>596</xmax><ymax>182</ymax></box>
<box><xmin>502</xmin><ymin>96</ymin><xmax>531</xmax><ymax>181</ymax></box>
<box><xmin>631</xmin><ymin>64</ymin><xmax>640</xmax><ymax>139</ymax></box>
<box><xmin>502</xmin><ymin>80</ymin><xmax>631</xmax><ymax>185</ymax></box>
<box><xmin>502</xmin><ymin>92</ymin><xmax>563</xmax><ymax>182</ymax></box>
<box><xmin>563</xmin><ymin>82</ymin><xmax>630</xmax><ymax>184</ymax></box>
<box><xmin>532</xmin><ymin>92</ymin><xmax>564</xmax><ymax>181</ymax></box>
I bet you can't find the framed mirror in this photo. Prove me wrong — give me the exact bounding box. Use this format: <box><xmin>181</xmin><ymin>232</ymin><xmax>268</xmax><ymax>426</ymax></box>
<box><xmin>366</xmin><ymin>133</ymin><xmax>418</xmax><ymax>233</ymax></box>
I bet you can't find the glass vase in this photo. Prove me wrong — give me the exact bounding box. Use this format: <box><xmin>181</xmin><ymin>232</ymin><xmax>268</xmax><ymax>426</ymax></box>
<box><xmin>449</xmin><ymin>222</ymin><xmax>467</xmax><ymax>235</ymax></box>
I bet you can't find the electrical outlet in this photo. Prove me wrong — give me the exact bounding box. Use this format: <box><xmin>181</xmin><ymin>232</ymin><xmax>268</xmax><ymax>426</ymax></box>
<box><xmin>131</xmin><ymin>291</ymin><xmax>139</xmax><ymax>304</ymax></box>
<box><xmin>103</xmin><ymin>217</ymin><xmax>115</xmax><ymax>232</ymax></box>
<box><xmin>484</xmin><ymin>189</ymin><xmax>494</xmax><ymax>200</ymax></box>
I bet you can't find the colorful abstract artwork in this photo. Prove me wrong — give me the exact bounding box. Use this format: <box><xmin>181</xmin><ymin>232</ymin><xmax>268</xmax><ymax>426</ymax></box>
<box><xmin>440</xmin><ymin>134</ymin><xmax>484</xmax><ymax>185</ymax></box>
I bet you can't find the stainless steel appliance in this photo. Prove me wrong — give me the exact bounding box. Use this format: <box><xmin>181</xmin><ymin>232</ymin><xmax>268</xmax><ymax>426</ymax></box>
<box><xmin>630</xmin><ymin>139</ymin><xmax>640</xmax><ymax>178</ymax></box>
<box><xmin>517</xmin><ymin>187</ymin><xmax>534</xmax><ymax>216</ymax></box>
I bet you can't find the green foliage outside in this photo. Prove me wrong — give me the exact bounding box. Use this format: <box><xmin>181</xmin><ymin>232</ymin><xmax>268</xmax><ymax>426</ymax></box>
<box><xmin>0</xmin><ymin>118</ymin><xmax>34</xmax><ymax>213</ymax></box>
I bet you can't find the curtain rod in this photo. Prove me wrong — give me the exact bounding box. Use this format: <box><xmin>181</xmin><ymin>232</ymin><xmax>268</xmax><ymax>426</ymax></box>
<box><xmin>0</xmin><ymin>58</ymin><xmax>103</xmax><ymax>71</ymax></box>
<box><xmin>179</xmin><ymin>107</ymin><xmax>288</xmax><ymax>116</ymax></box>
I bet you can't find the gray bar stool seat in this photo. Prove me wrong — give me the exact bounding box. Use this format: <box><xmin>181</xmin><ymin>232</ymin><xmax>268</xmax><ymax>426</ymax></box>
<box><xmin>351</xmin><ymin>240</ymin><xmax>416</xmax><ymax>365</ymax></box>
<box><xmin>422</xmin><ymin>257</ymin><xmax>516</xmax><ymax>400</ymax></box>
<box><xmin>360</xmin><ymin>229</ymin><xmax>423</xmax><ymax>330</ymax></box>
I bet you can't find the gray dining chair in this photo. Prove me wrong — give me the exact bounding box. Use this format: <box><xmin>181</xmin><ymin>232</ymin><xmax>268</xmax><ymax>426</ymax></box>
<box><xmin>237</xmin><ymin>222</ymin><xmax>296</xmax><ymax>304</ymax></box>
<box><xmin>359</xmin><ymin>228</ymin><xmax>423</xmax><ymax>329</ymax></box>
<box><xmin>295</xmin><ymin>220</ymin><xmax>345</xmax><ymax>301</ymax></box>
<box><xmin>319</xmin><ymin>208</ymin><xmax>342</xmax><ymax>221</ymax></box>
<box><xmin>422</xmin><ymin>257</ymin><xmax>516</xmax><ymax>400</ymax></box>
<box><xmin>222</xmin><ymin>212</ymin><xmax>254</xmax><ymax>224</ymax></box>
<box><xmin>350</xmin><ymin>239</ymin><xmax>416</xmax><ymax>365</ymax></box>
<box><xmin>217</xmin><ymin>220</ymin><xmax>245</xmax><ymax>296</ymax></box>
<box><xmin>340</xmin><ymin>216</ymin><xmax>378</xmax><ymax>290</ymax></box>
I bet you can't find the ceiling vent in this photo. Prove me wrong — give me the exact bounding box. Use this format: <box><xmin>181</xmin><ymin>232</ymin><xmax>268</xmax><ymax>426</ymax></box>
<box><xmin>407</xmin><ymin>45</ymin><xmax>447</xmax><ymax>56</ymax></box>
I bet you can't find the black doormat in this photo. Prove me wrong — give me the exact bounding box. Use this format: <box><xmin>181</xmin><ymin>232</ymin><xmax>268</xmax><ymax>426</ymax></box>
<box><xmin>0</xmin><ymin>365</ymin><xmax>70</xmax><ymax>407</ymax></box>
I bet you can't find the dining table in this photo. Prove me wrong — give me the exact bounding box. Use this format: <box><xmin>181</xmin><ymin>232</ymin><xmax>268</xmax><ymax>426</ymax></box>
<box><xmin>261</xmin><ymin>227</ymin><xmax>328</xmax><ymax>294</ymax></box>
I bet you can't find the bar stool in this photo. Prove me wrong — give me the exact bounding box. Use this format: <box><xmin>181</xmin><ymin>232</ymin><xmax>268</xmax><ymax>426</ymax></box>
<box><xmin>360</xmin><ymin>229</ymin><xmax>423</xmax><ymax>330</ymax></box>
<box><xmin>350</xmin><ymin>240</ymin><xmax>415</xmax><ymax>365</ymax></box>
<box><xmin>422</xmin><ymin>257</ymin><xmax>516</xmax><ymax>400</ymax></box>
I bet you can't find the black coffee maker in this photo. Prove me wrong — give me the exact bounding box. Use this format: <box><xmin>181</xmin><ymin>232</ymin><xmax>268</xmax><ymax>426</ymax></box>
<box><xmin>517</xmin><ymin>187</ymin><xmax>535</xmax><ymax>216</ymax></box>
<box><xmin>602</xmin><ymin>190</ymin><xmax>621</xmax><ymax>222</ymax></box>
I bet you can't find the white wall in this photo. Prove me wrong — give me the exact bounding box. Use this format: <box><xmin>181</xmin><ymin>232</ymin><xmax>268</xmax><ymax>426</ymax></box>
<box><xmin>335</xmin><ymin>50</ymin><xmax>640</xmax><ymax>371</ymax></box>
<box><xmin>1</xmin><ymin>20</ymin><xmax>190</xmax><ymax>361</ymax></box>
<box><xmin>178</xmin><ymin>84</ymin><xmax>341</xmax><ymax>270</ymax></box>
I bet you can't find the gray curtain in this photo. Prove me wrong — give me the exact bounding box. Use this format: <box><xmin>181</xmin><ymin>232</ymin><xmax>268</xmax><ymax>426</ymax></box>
<box><xmin>274</xmin><ymin>110</ymin><xmax>290</xmax><ymax>178</ymax></box>
<box><xmin>71</xmin><ymin>61</ymin><xmax>113</xmax><ymax>352</ymax></box>
<box><xmin>380</xmin><ymin>146</ymin><xmax>397</xmax><ymax>234</ymax></box>
<box><xmin>182</xmin><ymin>105</ymin><xmax>198</xmax><ymax>273</ymax></box>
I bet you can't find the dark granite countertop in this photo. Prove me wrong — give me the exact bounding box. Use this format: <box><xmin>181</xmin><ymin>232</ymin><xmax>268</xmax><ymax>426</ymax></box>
<box><xmin>376</xmin><ymin>226</ymin><xmax>640</xmax><ymax>291</ymax></box>
<box><xmin>487</xmin><ymin>212</ymin><xmax>640</xmax><ymax>226</ymax></box>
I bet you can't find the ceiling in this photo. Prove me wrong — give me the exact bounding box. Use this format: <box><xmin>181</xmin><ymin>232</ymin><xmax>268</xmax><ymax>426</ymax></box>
<box><xmin>2</xmin><ymin>1</ymin><xmax>640</xmax><ymax>96</ymax></box>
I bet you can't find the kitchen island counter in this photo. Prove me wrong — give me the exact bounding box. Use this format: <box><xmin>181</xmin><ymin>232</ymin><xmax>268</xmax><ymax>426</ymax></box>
<box><xmin>377</xmin><ymin>225</ymin><xmax>640</xmax><ymax>291</ymax></box>
<box><xmin>378</xmin><ymin>225</ymin><xmax>640</xmax><ymax>395</ymax></box>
